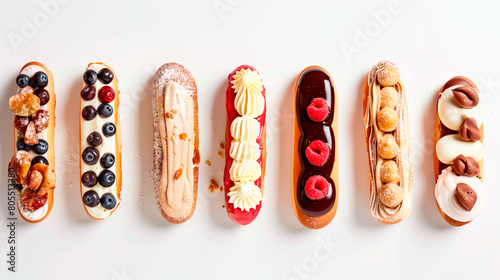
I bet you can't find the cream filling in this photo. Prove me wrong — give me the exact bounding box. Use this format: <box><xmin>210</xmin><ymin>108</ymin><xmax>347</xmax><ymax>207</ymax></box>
<box><xmin>438</xmin><ymin>85</ymin><xmax>484</xmax><ymax>131</ymax></box>
<box><xmin>227</xmin><ymin>69</ymin><xmax>264</xmax><ymax>212</ymax></box>
<box><xmin>158</xmin><ymin>82</ymin><xmax>195</xmax><ymax>218</ymax></box>
<box><xmin>15</xmin><ymin>65</ymin><xmax>49</xmax><ymax>221</ymax></box>
<box><xmin>80</xmin><ymin>63</ymin><xmax>120</xmax><ymax>219</ymax></box>
<box><xmin>436</xmin><ymin>134</ymin><xmax>484</xmax><ymax>164</ymax></box>
<box><xmin>365</xmin><ymin>61</ymin><xmax>412</xmax><ymax>223</ymax></box>
<box><xmin>435</xmin><ymin>167</ymin><xmax>486</xmax><ymax>222</ymax></box>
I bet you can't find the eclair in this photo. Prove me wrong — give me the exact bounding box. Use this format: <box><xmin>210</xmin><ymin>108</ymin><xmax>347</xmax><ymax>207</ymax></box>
<box><xmin>79</xmin><ymin>62</ymin><xmax>122</xmax><ymax>219</ymax></box>
<box><xmin>363</xmin><ymin>61</ymin><xmax>412</xmax><ymax>224</ymax></box>
<box><xmin>291</xmin><ymin>66</ymin><xmax>339</xmax><ymax>229</ymax></box>
<box><xmin>153</xmin><ymin>63</ymin><xmax>200</xmax><ymax>224</ymax></box>
<box><xmin>434</xmin><ymin>77</ymin><xmax>486</xmax><ymax>226</ymax></box>
<box><xmin>8</xmin><ymin>62</ymin><xmax>56</xmax><ymax>223</ymax></box>
<box><xmin>223</xmin><ymin>65</ymin><xmax>266</xmax><ymax>225</ymax></box>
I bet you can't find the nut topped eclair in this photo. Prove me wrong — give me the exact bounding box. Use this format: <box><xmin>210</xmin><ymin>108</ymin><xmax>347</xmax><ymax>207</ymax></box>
<box><xmin>363</xmin><ymin>61</ymin><xmax>412</xmax><ymax>224</ymax></box>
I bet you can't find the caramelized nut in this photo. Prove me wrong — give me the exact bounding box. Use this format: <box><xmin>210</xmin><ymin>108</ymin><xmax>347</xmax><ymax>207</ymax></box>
<box><xmin>452</xmin><ymin>86</ymin><xmax>479</xmax><ymax>109</ymax></box>
<box><xmin>28</xmin><ymin>170</ymin><xmax>43</xmax><ymax>190</ymax></box>
<box><xmin>376</xmin><ymin>108</ymin><xmax>398</xmax><ymax>132</ymax></box>
<box><xmin>19</xmin><ymin>85</ymin><xmax>35</xmax><ymax>95</ymax></box>
<box><xmin>31</xmin><ymin>110</ymin><xmax>50</xmax><ymax>133</ymax></box>
<box><xmin>455</xmin><ymin>183</ymin><xmax>477</xmax><ymax>211</ymax></box>
<box><xmin>9</xmin><ymin>151</ymin><xmax>32</xmax><ymax>184</ymax></box>
<box><xmin>9</xmin><ymin>93</ymin><xmax>41</xmax><ymax>117</ymax></box>
<box><xmin>377</xmin><ymin>66</ymin><xmax>400</xmax><ymax>87</ymax></box>
<box><xmin>14</xmin><ymin>116</ymin><xmax>30</xmax><ymax>132</ymax></box>
<box><xmin>377</xmin><ymin>134</ymin><xmax>400</xmax><ymax>159</ymax></box>
<box><xmin>459</xmin><ymin>118</ymin><xmax>481</xmax><ymax>142</ymax></box>
<box><xmin>24</xmin><ymin>122</ymin><xmax>39</xmax><ymax>145</ymax></box>
<box><xmin>30</xmin><ymin>163</ymin><xmax>56</xmax><ymax>195</ymax></box>
<box><xmin>380</xmin><ymin>87</ymin><xmax>399</xmax><ymax>109</ymax></box>
<box><xmin>379</xmin><ymin>183</ymin><xmax>404</xmax><ymax>207</ymax></box>
<box><xmin>380</xmin><ymin>160</ymin><xmax>400</xmax><ymax>183</ymax></box>
<box><xmin>174</xmin><ymin>168</ymin><xmax>183</xmax><ymax>180</ymax></box>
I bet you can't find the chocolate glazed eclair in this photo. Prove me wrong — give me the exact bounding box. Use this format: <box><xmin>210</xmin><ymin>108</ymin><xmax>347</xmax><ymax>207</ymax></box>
<box><xmin>292</xmin><ymin>66</ymin><xmax>339</xmax><ymax>229</ymax></box>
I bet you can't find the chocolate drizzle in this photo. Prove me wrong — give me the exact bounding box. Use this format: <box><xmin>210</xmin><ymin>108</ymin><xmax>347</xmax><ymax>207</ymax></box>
<box><xmin>296</xmin><ymin>69</ymin><xmax>336</xmax><ymax>217</ymax></box>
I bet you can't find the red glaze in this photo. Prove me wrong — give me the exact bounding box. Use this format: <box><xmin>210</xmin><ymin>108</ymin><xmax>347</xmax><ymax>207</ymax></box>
<box><xmin>224</xmin><ymin>65</ymin><xmax>266</xmax><ymax>225</ymax></box>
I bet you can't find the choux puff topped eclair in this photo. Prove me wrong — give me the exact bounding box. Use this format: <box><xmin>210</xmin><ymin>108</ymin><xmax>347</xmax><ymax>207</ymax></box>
<box><xmin>8</xmin><ymin>62</ymin><xmax>56</xmax><ymax>223</ymax></box>
<box><xmin>434</xmin><ymin>77</ymin><xmax>486</xmax><ymax>226</ymax></box>
<box><xmin>153</xmin><ymin>63</ymin><xmax>200</xmax><ymax>224</ymax></box>
<box><xmin>292</xmin><ymin>66</ymin><xmax>339</xmax><ymax>229</ymax></box>
<box><xmin>79</xmin><ymin>62</ymin><xmax>122</xmax><ymax>220</ymax></box>
<box><xmin>363</xmin><ymin>61</ymin><xmax>412</xmax><ymax>224</ymax></box>
<box><xmin>224</xmin><ymin>65</ymin><xmax>266</xmax><ymax>225</ymax></box>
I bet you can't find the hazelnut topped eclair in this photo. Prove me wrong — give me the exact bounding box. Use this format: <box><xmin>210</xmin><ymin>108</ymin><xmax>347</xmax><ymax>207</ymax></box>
<box><xmin>363</xmin><ymin>61</ymin><xmax>412</xmax><ymax>224</ymax></box>
<box><xmin>434</xmin><ymin>77</ymin><xmax>486</xmax><ymax>226</ymax></box>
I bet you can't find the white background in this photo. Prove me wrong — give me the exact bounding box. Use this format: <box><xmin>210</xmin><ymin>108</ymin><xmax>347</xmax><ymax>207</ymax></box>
<box><xmin>1</xmin><ymin>0</ymin><xmax>499</xmax><ymax>279</ymax></box>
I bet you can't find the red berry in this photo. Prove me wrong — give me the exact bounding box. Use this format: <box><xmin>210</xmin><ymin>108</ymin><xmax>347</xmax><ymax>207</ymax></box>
<box><xmin>305</xmin><ymin>140</ymin><xmax>330</xmax><ymax>167</ymax></box>
<box><xmin>306</xmin><ymin>98</ymin><xmax>329</xmax><ymax>122</ymax></box>
<box><xmin>98</xmin><ymin>86</ymin><xmax>115</xmax><ymax>103</ymax></box>
<box><xmin>304</xmin><ymin>175</ymin><xmax>329</xmax><ymax>200</ymax></box>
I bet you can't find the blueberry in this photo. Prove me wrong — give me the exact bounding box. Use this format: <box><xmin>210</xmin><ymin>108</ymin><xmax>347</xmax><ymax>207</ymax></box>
<box><xmin>82</xmin><ymin>147</ymin><xmax>99</xmax><ymax>165</ymax></box>
<box><xmin>16</xmin><ymin>74</ymin><xmax>30</xmax><ymax>88</ymax></box>
<box><xmin>33</xmin><ymin>71</ymin><xmax>48</xmax><ymax>88</ymax></box>
<box><xmin>98</xmin><ymin>68</ymin><xmax>114</xmax><ymax>84</ymax></box>
<box><xmin>98</xmin><ymin>170</ymin><xmax>115</xmax><ymax>187</ymax></box>
<box><xmin>81</xmin><ymin>171</ymin><xmax>97</xmax><ymax>187</ymax></box>
<box><xmin>83</xmin><ymin>70</ymin><xmax>98</xmax><ymax>86</ymax></box>
<box><xmin>87</xmin><ymin>132</ymin><xmax>102</xmax><ymax>147</ymax></box>
<box><xmin>81</xmin><ymin>86</ymin><xmax>96</xmax><ymax>100</ymax></box>
<box><xmin>31</xmin><ymin>156</ymin><xmax>49</xmax><ymax>166</ymax></box>
<box><xmin>83</xmin><ymin>190</ymin><xmax>100</xmax><ymax>207</ymax></box>
<box><xmin>100</xmin><ymin>193</ymin><xmax>116</xmax><ymax>210</ymax></box>
<box><xmin>82</xmin><ymin>105</ymin><xmax>97</xmax><ymax>121</ymax></box>
<box><xmin>34</xmin><ymin>139</ymin><xmax>49</xmax><ymax>155</ymax></box>
<box><xmin>100</xmin><ymin>153</ymin><xmax>115</xmax><ymax>168</ymax></box>
<box><xmin>97</xmin><ymin>103</ymin><xmax>113</xmax><ymax>118</ymax></box>
<box><xmin>34</xmin><ymin>88</ymin><xmax>50</xmax><ymax>106</ymax></box>
<box><xmin>17</xmin><ymin>138</ymin><xmax>32</xmax><ymax>152</ymax></box>
<box><xmin>102</xmin><ymin>122</ymin><xmax>116</xmax><ymax>137</ymax></box>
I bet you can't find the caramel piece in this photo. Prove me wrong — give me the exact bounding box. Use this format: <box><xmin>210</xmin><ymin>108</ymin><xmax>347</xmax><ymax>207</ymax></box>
<box><xmin>377</xmin><ymin>134</ymin><xmax>399</xmax><ymax>159</ymax></box>
<box><xmin>24</xmin><ymin>122</ymin><xmax>39</xmax><ymax>145</ymax></box>
<box><xmin>174</xmin><ymin>168</ymin><xmax>183</xmax><ymax>180</ymax></box>
<box><xmin>459</xmin><ymin>118</ymin><xmax>481</xmax><ymax>142</ymax></box>
<box><xmin>455</xmin><ymin>183</ymin><xmax>477</xmax><ymax>211</ymax></box>
<box><xmin>9</xmin><ymin>93</ymin><xmax>40</xmax><ymax>117</ymax></box>
<box><xmin>14</xmin><ymin>116</ymin><xmax>30</xmax><ymax>132</ymax></box>
<box><xmin>376</xmin><ymin>108</ymin><xmax>398</xmax><ymax>132</ymax></box>
<box><xmin>179</xmin><ymin>133</ymin><xmax>187</xmax><ymax>140</ymax></box>
<box><xmin>380</xmin><ymin>87</ymin><xmax>399</xmax><ymax>109</ymax></box>
<box><xmin>380</xmin><ymin>160</ymin><xmax>400</xmax><ymax>183</ymax></box>
<box><xmin>450</xmin><ymin>155</ymin><xmax>480</xmax><ymax>177</ymax></box>
<box><xmin>452</xmin><ymin>86</ymin><xmax>479</xmax><ymax>109</ymax></box>
<box><xmin>379</xmin><ymin>183</ymin><xmax>404</xmax><ymax>207</ymax></box>
<box><xmin>376</xmin><ymin>66</ymin><xmax>400</xmax><ymax>87</ymax></box>
<box><xmin>27</xmin><ymin>170</ymin><xmax>43</xmax><ymax>190</ymax></box>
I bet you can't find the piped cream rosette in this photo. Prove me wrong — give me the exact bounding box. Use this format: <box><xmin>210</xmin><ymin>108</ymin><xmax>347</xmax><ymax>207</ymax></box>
<box><xmin>228</xmin><ymin>69</ymin><xmax>264</xmax><ymax>211</ymax></box>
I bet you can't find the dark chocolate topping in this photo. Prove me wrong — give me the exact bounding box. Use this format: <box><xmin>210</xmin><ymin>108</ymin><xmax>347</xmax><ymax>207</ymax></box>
<box><xmin>296</xmin><ymin>68</ymin><xmax>336</xmax><ymax>217</ymax></box>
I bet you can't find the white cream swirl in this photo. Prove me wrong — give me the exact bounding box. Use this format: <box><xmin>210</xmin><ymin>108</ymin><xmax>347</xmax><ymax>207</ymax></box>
<box><xmin>232</xmin><ymin>69</ymin><xmax>264</xmax><ymax>117</ymax></box>
<box><xmin>435</xmin><ymin>167</ymin><xmax>486</xmax><ymax>222</ymax></box>
<box><xmin>230</xmin><ymin>161</ymin><xmax>261</xmax><ymax>182</ymax></box>
<box><xmin>436</xmin><ymin>134</ymin><xmax>484</xmax><ymax>164</ymax></box>
<box><xmin>230</xmin><ymin>116</ymin><xmax>260</xmax><ymax>141</ymax></box>
<box><xmin>230</xmin><ymin>140</ymin><xmax>260</xmax><ymax>162</ymax></box>
<box><xmin>228</xmin><ymin>181</ymin><xmax>262</xmax><ymax>211</ymax></box>
<box><xmin>438</xmin><ymin>85</ymin><xmax>484</xmax><ymax>131</ymax></box>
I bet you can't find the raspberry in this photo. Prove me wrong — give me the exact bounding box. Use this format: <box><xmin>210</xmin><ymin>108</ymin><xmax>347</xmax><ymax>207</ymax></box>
<box><xmin>306</xmin><ymin>98</ymin><xmax>329</xmax><ymax>122</ymax></box>
<box><xmin>305</xmin><ymin>140</ymin><xmax>330</xmax><ymax>167</ymax></box>
<box><xmin>304</xmin><ymin>175</ymin><xmax>329</xmax><ymax>200</ymax></box>
<box><xmin>98</xmin><ymin>86</ymin><xmax>115</xmax><ymax>103</ymax></box>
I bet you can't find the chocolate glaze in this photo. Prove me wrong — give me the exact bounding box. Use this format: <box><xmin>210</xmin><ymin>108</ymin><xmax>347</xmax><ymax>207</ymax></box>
<box><xmin>296</xmin><ymin>68</ymin><xmax>336</xmax><ymax>217</ymax></box>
